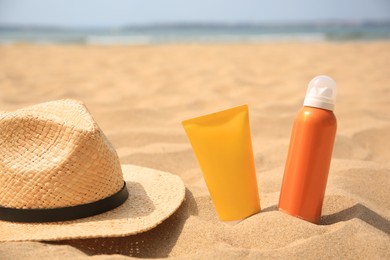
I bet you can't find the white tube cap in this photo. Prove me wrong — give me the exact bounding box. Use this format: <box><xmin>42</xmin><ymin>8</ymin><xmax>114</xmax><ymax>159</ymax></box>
<box><xmin>303</xmin><ymin>75</ymin><xmax>337</xmax><ymax>111</ymax></box>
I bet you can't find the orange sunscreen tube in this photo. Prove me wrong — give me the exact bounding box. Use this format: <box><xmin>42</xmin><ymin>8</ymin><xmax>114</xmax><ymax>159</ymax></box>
<box><xmin>279</xmin><ymin>75</ymin><xmax>337</xmax><ymax>224</ymax></box>
<box><xmin>182</xmin><ymin>105</ymin><xmax>260</xmax><ymax>222</ymax></box>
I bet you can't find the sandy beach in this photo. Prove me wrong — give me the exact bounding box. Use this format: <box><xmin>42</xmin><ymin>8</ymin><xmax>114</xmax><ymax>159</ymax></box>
<box><xmin>0</xmin><ymin>41</ymin><xmax>389</xmax><ymax>259</ymax></box>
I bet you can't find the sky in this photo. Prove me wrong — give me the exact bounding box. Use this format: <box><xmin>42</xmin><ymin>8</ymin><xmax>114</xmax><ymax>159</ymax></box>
<box><xmin>0</xmin><ymin>0</ymin><xmax>390</xmax><ymax>28</ymax></box>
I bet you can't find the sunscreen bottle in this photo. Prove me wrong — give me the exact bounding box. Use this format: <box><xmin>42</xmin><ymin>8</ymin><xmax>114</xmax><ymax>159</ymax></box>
<box><xmin>278</xmin><ymin>75</ymin><xmax>337</xmax><ymax>224</ymax></box>
<box><xmin>182</xmin><ymin>105</ymin><xmax>260</xmax><ymax>222</ymax></box>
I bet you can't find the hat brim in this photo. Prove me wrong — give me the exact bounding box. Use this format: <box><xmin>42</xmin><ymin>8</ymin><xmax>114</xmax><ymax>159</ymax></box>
<box><xmin>0</xmin><ymin>165</ymin><xmax>185</xmax><ymax>242</ymax></box>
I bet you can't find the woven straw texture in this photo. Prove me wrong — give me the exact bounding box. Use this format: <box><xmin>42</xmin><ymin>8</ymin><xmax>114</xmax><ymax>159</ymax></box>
<box><xmin>0</xmin><ymin>99</ymin><xmax>123</xmax><ymax>208</ymax></box>
<box><xmin>0</xmin><ymin>164</ymin><xmax>186</xmax><ymax>241</ymax></box>
<box><xmin>0</xmin><ymin>100</ymin><xmax>185</xmax><ymax>241</ymax></box>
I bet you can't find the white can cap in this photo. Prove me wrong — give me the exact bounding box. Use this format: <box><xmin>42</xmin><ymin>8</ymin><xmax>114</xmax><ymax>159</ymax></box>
<box><xmin>303</xmin><ymin>75</ymin><xmax>337</xmax><ymax>111</ymax></box>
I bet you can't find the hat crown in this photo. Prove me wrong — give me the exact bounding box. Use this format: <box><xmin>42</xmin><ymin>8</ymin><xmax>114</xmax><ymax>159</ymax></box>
<box><xmin>0</xmin><ymin>100</ymin><xmax>124</xmax><ymax>209</ymax></box>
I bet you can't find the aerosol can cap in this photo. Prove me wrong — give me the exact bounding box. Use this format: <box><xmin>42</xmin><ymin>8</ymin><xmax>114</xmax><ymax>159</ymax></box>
<box><xmin>303</xmin><ymin>75</ymin><xmax>336</xmax><ymax>111</ymax></box>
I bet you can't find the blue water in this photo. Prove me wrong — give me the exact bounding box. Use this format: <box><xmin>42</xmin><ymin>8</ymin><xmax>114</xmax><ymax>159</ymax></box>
<box><xmin>1</xmin><ymin>22</ymin><xmax>390</xmax><ymax>45</ymax></box>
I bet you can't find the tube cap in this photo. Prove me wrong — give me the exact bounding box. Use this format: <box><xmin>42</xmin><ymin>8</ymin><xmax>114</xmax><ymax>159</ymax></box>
<box><xmin>303</xmin><ymin>75</ymin><xmax>337</xmax><ymax>111</ymax></box>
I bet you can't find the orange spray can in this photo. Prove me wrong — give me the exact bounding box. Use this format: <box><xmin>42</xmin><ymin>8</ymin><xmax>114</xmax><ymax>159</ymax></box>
<box><xmin>278</xmin><ymin>75</ymin><xmax>337</xmax><ymax>224</ymax></box>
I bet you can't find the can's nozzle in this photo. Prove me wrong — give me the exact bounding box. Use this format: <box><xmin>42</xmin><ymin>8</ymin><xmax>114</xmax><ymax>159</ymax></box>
<box><xmin>303</xmin><ymin>75</ymin><xmax>336</xmax><ymax>111</ymax></box>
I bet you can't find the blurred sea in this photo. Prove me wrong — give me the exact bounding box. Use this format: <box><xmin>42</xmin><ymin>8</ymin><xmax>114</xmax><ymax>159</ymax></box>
<box><xmin>1</xmin><ymin>22</ymin><xmax>390</xmax><ymax>45</ymax></box>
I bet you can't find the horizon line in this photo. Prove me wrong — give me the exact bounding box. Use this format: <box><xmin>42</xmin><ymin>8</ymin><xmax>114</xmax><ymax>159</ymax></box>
<box><xmin>1</xmin><ymin>19</ymin><xmax>390</xmax><ymax>31</ymax></box>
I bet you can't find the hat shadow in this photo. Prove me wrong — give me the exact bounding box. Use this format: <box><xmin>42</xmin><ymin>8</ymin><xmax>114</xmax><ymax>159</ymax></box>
<box><xmin>49</xmin><ymin>188</ymin><xmax>198</xmax><ymax>258</ymax></box>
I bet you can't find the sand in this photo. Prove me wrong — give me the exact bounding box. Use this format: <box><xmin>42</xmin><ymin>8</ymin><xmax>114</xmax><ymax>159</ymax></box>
<box><xmin>0</xmin><ymin>41</ymin><xmax>389</xmax><ymax>259</ymax></box>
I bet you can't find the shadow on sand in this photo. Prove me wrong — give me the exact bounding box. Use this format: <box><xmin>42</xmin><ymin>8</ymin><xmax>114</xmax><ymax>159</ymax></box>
<box><xmin>48</xmin><ymin>188</ymin><xmax>198</xmax><ymax>258</ymax></box>
<box><xmin>321</xmin><ymin>203</ymin><xmax>390</xmax><ymax>235</ymax></box>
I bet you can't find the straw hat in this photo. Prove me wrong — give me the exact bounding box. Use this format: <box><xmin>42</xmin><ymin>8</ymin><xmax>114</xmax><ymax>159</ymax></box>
<box><xmin>0</xmin><ymin>99</ymin><xmax>185</xmax><ymax>242</ymax></box>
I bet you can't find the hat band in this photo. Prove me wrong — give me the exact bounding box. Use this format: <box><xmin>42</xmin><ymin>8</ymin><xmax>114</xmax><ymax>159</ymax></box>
<box><xmin>0</xmin><ymin>182</ymin><xmax>129</xmax><ymax>223</ymax></box>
